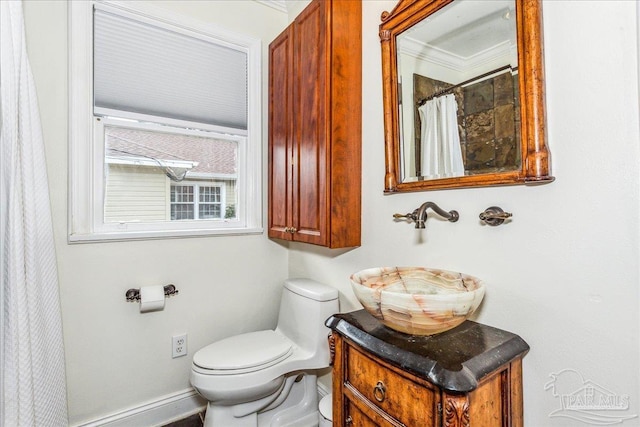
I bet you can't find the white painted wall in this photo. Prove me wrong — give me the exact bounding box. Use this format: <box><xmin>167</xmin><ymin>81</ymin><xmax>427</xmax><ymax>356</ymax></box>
<box><xmin>22</xmin><ymin>1</ymin><xmax>289</xmax><ymax>425</ymax></box>
<box><xmin>21</xmin><ymin>0</ymin><xmax>640</xmax><ymax>425</ymax></box>
<box><xmin>289</xmin><ymin>0</ymin><xmax>640</xmax><ymax>424</ymax></box>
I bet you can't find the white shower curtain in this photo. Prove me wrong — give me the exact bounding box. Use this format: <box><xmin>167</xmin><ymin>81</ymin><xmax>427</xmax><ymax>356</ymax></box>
<box><xmin>418</xmin><ymin>94</ymin><xmax>465</xmax><ymax>178</ymax></box>
<box><xmin>0</xmin><ymin>1</ymin><xmax>68</xmax><ymax>425</ymax></box>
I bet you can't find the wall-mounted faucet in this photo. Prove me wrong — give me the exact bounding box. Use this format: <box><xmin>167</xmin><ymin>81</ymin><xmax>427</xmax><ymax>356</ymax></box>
<box><xmin>393</xmin><ymin>202</ymin><xmax>459</xmax><ymax>228</ymax></box>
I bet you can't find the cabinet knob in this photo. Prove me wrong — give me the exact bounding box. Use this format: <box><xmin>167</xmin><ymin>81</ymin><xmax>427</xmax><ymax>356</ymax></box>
<box><xmin>373</xmin><ymin>380</ymin><xmax>386</xmax><ymax>402</ymax></box>
<box><xmin>345</xmin><ymin>416</ymin><xmax>353</xmax><ymax>425</ymax></box>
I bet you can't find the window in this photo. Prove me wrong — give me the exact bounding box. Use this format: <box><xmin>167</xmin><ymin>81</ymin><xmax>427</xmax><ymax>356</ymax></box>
<box><xmin>170</xmin><ymin>184</ymin><xmax>225</xmax><ymax>220</ymax></box>
<box><xmin>101</xmin><ymin>119</ymin><xmax>239</xmax><ymax>225</ymax></box>
<box><xmin>69</xmin><ymin>1</ymin><xmax>262</xmax><ymax>241</ymax></box>
<box><xmin>196</xmin><ymin>186</ymin><xmax>223</xmax><ymax>219</ymax></box>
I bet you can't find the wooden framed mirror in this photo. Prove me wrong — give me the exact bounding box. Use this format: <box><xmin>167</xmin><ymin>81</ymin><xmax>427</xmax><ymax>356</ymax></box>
<box><xmin>381</xmin><ymin>0</ymin><xmax>553</xmax><ymax>192</ymax></box>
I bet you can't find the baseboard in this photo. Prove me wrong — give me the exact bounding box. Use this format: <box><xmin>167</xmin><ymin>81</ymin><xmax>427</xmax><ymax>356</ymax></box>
<box><xmin>316</xmin><ymin>381</ymin><xmax>331</xmax><ymax>399</ymax></box>
<box><xmin>75</xmin><ymin>388</ymin><xmax>207</xmax><ymax>427</ymax></box>
<box><xmin>76</xmin><ymin>382</ymin><xmax>330</xmax><ymax>426</ymax></box>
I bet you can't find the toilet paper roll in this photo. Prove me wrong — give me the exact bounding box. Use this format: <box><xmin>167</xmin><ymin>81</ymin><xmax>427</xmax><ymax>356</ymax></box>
<box><xmin>140</xmin><ymin>285</ymin><xmax>165</xmax><ymax>313</ymax></box>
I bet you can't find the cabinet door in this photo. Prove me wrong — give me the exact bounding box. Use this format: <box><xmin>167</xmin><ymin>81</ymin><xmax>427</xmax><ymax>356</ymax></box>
<box><xmin>268</xmin><ymin>27</ymin><xmax>294</xmax><ymax>240</ymax></box>
<box><xmin>268</xmin><ymin>0</ymin><xmax>361</xmax><ymax>248</ymax></box>
<box><xmin>291</xmin><ymin>0</ymin><xmax>328</xmax><ymax>246</ymax></box>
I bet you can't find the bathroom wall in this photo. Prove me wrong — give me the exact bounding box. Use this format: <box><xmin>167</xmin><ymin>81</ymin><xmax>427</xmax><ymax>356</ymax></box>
<box><xmin>22</xmin><ymin>1</ymin><xmax>289</xmax><ymax>425</ymax></box>
<box><xmin>289</xmin><ymin>0</ymin><xmax>640</xmax><ymax>424</ymax></box>
<box><xmin>22</xmin><ymin>0</ymin><xmax>640</xmax><ymax>425</ymax></box>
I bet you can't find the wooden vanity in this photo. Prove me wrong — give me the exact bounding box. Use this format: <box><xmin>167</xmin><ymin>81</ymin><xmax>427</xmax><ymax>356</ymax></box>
<box><xmin>326</xmin><ymin>310</ymin><xmax>529</xmax><ymax>427</ymax></box>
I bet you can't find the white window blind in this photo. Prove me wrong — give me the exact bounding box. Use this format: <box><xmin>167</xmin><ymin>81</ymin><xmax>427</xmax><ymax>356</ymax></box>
<box><xmin>93</xmin><ymin>6</ymin><xmax>248</xmax><ymax>131</ymax></box>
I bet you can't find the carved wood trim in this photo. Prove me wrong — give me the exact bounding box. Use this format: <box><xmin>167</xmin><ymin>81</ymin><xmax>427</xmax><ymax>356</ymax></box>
<box><xmin>519</xmin><ymin>0</ymin><xmax>552</xmax><ymax>182</ymax></box>
<box><xmin>444</xmin><ymin>395</ymin><xmax>470</xmax><ymax>427</ymax></box>
<box><xmin>328</xmin><ymin>332</ymin><xmax>336</xmax><ymax>366</ymax></box>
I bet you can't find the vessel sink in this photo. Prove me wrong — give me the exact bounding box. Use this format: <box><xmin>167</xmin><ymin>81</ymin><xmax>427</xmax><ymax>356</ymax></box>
<box><xmin>350</xmin><ymin>267</ymin><xmax>485</xmax><ymax>336</ymax></box>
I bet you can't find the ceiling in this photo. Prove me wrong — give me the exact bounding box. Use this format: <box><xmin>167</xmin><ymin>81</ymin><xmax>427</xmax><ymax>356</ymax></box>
<box><xmin>254</xmin><ymin>0</ymin><xmax>288</xmax><ymax>13</ymax></box>
<box><xmin>399</xmin><ymin>0</ymin><xmax>517</xmax><ymax>72</ymax></box>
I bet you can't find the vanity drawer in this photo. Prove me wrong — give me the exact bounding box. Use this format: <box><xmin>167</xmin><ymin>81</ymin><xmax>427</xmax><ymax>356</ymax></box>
<box><xmin>345</xmin><ymin>345</ymin><xmax>439</xmax><ymax>426</ymax></box>
<box><xmin>345</xmin><ymin>398</ymin><xmax>383</xmax><ymax>427</ymax></box>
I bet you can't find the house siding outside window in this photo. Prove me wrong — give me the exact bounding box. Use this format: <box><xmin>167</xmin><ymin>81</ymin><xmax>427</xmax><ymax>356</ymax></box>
<box><xmin>104</xmin><ymin>125</ymin><xmax>237</xmax><ymax>223</ymax></box>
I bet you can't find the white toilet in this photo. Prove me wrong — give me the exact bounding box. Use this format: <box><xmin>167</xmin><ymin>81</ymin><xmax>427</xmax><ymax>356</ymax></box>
<box><xmin>190</xmin><ymin>278</ymin><xmax>339</xmax><ymax>427</ymax></box>
<box><xmin>318</xmin><ymin>393</ymin><xmax>332</xmax><ymax>427</ymax></box>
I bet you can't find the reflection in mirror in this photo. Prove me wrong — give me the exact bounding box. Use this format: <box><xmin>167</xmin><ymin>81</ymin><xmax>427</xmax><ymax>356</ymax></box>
<box><xmin>397</xmin><ymin>1</ymin><xmax>519</xmax><ymax>182</ymax></box>
<box><xmin>381</xmin><ymin>0</ymin><xmax>553</xmax><ymax>192</ymax></box>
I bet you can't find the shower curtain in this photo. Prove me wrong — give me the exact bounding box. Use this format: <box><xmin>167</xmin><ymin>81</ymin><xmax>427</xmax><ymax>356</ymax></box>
<box><xmin>418</xmin><ymin>94</ymin><xmax>465</xmax><ymax>178</ymax></box>
<box><xmin>0</xmin><ymin>1</ymin><xmax>68</xmax><ymax>425</ymax></box>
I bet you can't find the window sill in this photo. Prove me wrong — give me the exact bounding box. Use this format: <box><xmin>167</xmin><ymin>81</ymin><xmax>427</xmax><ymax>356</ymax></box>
<box><xmin>68</xmin><ymin>227</ymin><xmax>264</xmax><ymax>244</ymax></box>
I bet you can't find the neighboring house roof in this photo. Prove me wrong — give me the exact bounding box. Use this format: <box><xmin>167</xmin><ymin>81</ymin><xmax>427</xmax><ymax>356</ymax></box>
<box><xmin>105</xmin><ymin>126</ymin><xmax>237</xmax><ymax>176</ymax></box>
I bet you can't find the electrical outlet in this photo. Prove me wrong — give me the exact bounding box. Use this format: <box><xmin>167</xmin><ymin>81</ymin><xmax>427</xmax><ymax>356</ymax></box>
<box><xmin>172</xmin><ymin>334</ymin><xmax>187</xmax><ymax>358</ymax></box>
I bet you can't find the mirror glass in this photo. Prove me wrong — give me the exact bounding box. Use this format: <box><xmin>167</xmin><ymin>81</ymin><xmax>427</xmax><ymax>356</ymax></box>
<box><xmin>397</xmin><ymin>1</ymin><xmax>518</xmax><ymax>181</ymax></box>
<box><xmin>381</xmin><ymin>0</ymin><xmax>553</xmax><ymax>192</ymax></box>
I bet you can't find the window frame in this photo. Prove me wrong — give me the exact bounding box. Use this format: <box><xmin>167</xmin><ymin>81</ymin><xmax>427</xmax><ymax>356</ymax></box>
<box><xmin>68</xmin><ymin>0</ymin><xmax>263</xmax><ymax>242</ymax></box>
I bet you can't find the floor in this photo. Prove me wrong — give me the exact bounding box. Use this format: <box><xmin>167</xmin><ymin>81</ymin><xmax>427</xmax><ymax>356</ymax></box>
<box><xmin>162</xmin><ymin>411</ymin><xmax>205</xmax><ymax>427</ymax></box>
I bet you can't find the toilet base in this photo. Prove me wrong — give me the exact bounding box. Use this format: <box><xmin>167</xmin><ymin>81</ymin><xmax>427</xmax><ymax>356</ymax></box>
<box><xmin>203</xmin><ymin>373</ymin><xmax>320</xmax><ymax>427</ymax></box>
<box><xmin>318</xmin><ymin>393</ymin><xmax>332</xmax><ymax>427</ymax></box>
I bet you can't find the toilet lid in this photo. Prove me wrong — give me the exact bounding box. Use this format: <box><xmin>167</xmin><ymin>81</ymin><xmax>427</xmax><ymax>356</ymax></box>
<box><xmin>193</xmin><ymin>330</ymin><xmax>293</xmax><ymax>372</ymax></box>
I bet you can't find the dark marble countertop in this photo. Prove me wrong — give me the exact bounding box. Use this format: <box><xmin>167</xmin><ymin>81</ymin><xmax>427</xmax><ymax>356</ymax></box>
<box><xmin>326</xmin><ymin>310</ymin><xmax>529</xmax><ymax>393</ymax></box>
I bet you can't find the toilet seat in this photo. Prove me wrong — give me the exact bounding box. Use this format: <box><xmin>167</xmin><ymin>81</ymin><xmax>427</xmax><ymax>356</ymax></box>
<box><xmin>193</xmin><ymin>330</ymin><xmax>293</xmax><ymax>375</ymax></box>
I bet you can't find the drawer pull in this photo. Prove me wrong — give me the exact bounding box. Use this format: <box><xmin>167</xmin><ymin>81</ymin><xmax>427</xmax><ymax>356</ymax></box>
<box><xmin>345</xmin><ymin>415</ymin><xmax>353</xmax><ymax>425</ymax></box>
<box><xmin>373</xmin><ymin>380</ymin><xmax>386</xmax><ymax>402</ymax></box>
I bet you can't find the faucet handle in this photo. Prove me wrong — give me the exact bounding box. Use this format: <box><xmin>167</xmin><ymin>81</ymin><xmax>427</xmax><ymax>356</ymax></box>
<box><xmin>393</xmin><ymin>212</ymin><xmax>412</xmax><ymax>219</ymax></box>
<box><xmin>393</xmin><ymin>211</ymin><xmax>418</xmax><ymax>222</ymax></box>
<box><xmin>479</xmin><ymin>206</ymin><xmax>512</xmax><ymax>226</ymax></box>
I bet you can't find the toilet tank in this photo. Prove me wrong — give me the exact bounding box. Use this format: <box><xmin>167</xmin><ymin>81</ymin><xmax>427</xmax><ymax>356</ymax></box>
<box><xmin>276</xmin><ymin>279</ymin><xmax>339</xmax><ymax>366</ymax></box>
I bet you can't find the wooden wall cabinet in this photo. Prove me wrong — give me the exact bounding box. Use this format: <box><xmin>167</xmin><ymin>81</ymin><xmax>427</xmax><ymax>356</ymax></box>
<box><xmin>327</xmin><ymin>311</ymin><xmax>530</xmax><ymax>427</ymax></box>
<box><xmin>268</xmin><ymin>0</ymin><xmax>362</xmax><ymax>248</ymax></box>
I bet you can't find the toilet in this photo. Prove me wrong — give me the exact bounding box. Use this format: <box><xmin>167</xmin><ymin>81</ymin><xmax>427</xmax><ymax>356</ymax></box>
<box><xmin>190</xmin><ymin>278</ymin><xmax>339</xmax><ymax>427</ymax></box>
<box><xmin>318</xmin><ymin>393</ymin><xmax>332</xmax><ymax>427</ymax></box>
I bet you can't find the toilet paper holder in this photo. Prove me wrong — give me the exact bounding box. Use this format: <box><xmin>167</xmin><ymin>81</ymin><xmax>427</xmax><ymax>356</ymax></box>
<box><xmin>125</xmin><ymin>284</ymin><xmax>179</xmax><ymax>302</ymax></box>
